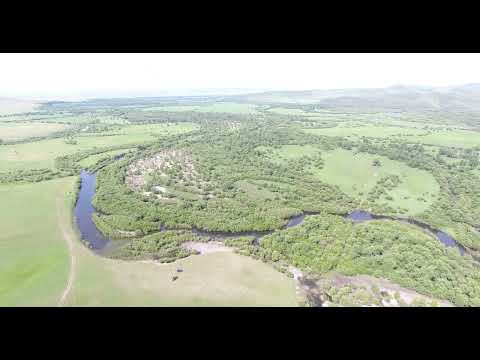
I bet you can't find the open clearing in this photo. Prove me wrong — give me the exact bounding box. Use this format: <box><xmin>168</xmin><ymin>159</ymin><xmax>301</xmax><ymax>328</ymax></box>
<box><xmin>258</xmin><ymin>144</ymin><xmax>322</xmax><ymax>164</ymax></box>
<box><xmin>313</xmin><ymin>149</ymin><xmax>439</xmax><ymax>215</ymax></box>
<box><xmin>413</xmin><ymin>130</ymin><xmax>480</xmax><ymax>148</ymax></box>
<box><xmin>0</xmin><ymin>178</ymin><xmax>70</xmax><ymax>306</ymax></box>
<box><xmin>0</xmin><ymin>122</ymin><xmax>67</xmax><ymax>141</ymax></box>
<box><xmin>69</xmin><ymin>249</ymin><xmax>298</xmax><ymax>306</ymax></box>
<box><xmin>304</xmin><ymin>124</ymin><xmax>428</xmax><ymax>139</ymax></box>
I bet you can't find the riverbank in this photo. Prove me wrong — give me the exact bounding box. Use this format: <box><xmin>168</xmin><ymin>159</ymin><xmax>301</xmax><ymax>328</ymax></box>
<box><xmin>75</xmin><ymin>171</ymin><xmax>473</xmax><ymax>263</ymax></box>
<box><xmin>64</xmin><ymin>176</ymin><xmax>299</xmax><ymax>306</ymax></box>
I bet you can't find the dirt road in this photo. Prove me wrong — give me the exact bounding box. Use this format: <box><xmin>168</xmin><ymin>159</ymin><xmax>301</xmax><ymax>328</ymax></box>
<box><xmin>56</xmin><ymin>195</ymin><xmax>76</xmax><ymax>307</ymax></box>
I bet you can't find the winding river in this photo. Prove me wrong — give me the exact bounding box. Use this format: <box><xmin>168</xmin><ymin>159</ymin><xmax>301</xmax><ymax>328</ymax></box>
<box><xmin>75</xmin><ymin>171</ymin><xmax>472</xmax><ymax>259</ymax></box>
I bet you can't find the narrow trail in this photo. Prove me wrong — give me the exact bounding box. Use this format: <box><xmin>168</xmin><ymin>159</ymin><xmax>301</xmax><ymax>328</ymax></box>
<box><xmin>56</xmin><ymin>195</ymin><xmax>76</xmax><ymax>307</ymax></box>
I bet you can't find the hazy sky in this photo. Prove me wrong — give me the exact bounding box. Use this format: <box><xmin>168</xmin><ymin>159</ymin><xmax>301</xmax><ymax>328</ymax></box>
<box><xmin>2</xmin><ymin>53</ymin><xmax>480</xmax><ymax>100</ymax></box>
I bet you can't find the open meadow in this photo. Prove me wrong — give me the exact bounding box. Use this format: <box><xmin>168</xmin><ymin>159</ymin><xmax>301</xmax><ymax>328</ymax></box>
<box><xmin>313</xmin><ymin>148</ymin><xmax>439</xmax><ymax>215</ymax></box>
<box><xmin>0</xmin><ymin>178</ymin><xmax>70</xmax><ymax>306</ymax></box>
<box><xmin>304</xmin><ymin>123</ymin><xmax>480</xmax><ymax>148</ymax></box>
<box><xmin>0</xmin><ymin>122</ymin><xmax>67</xmax><ymax>141</ymax></box>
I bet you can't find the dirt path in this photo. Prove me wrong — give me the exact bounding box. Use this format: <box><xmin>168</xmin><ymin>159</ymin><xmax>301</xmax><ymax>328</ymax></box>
<box><xmin>56</xmin><ymin>195</ymin><xmax>76</xmax><ymax>307</ymax></box>
<box><xmin>182</xmin><ymin>241</ymin><xmax>233</xmax><ymax>255</ymax></box>
<box><xmin>139</xmin><ymin>241</ymin><xmax>233</xmax><ymax>267</ymax></box>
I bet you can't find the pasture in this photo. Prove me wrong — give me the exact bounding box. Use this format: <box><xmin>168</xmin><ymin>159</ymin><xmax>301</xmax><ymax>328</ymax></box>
<box><xmin>413</xmin><ymin>130</ymin><xmax>480</xmax><ymax>148</ymax></box>
<box><xmin>304</xmin><ymin>123</ymin><xmax>480</xmax><ymax>148</ymax></box>
<box><xmin>0</xmin><ymin>122</ymin><xmax>67</xmax><ymax>141</ymax></box>
<box><xmin>313</xmin><ymin>149</ymin><xmax>439</xmax><ymax>215</ymax></box>
<box><xmin>304</xmin><ymin>124</ymin><xmax>428</xmax><ymax>139</ymax></box>
<box><xmin>259</xmin><ymin>144</ymin><xmax>322</xmax><ymax>164</ymax></box>
<box><xmin>0</xmin><ymin>178</ymin><xmax>71</xmax><ymax>306</ymax></box>
<box><xmin>69</xmin><ymin>249</ymin><xmax>298</xmax><ymax>306</ymax></box>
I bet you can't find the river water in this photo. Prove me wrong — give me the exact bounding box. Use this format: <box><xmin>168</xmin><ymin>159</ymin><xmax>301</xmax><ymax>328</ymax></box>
<box><xmin>75</xmin><ymin>172</ymin><xmax>471</xmax><ymax>259</ymax></box>
<box><xmin>75</xmin><ymin>171</ymin><xmax>109</xmax><ymax>250</ymax></box>
<box><xmin>346</xmin><ymin>210</ymin><xmax>466</xmax><ymax>256</ymax></box>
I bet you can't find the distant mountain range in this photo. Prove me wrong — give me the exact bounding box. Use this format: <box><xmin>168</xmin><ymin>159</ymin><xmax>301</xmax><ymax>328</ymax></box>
<box><xmin>21</xmin><ymin>83</ymin><xmax>480</xmax><ymax>114</ymax></box>
<box><xmin>0</xmin><ymin>97</ymin><xmax>38</xmax><ymax>115</ymax></box>
<box><xmin>232</xmin><ymin>84</ymin><xmax>480</xmax><ymax>112</ymax></box>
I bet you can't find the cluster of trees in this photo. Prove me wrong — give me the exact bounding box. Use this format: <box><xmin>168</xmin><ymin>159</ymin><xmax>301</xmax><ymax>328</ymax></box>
<box><xmin>92</xmin><ymin>125</ymin><xmax>358</xmax><ymax>236</ymax></box>
<box><xmin>367</xmin><ymin>174</ymin><xmax>402</xmax><ymax>203</ymax></box>
<box><xmin>0</xmin><ymin>168</ymin><xmax>69</xmax><ymax>184</ymax></box>
<box><xmin>64</xmin><ymin>137</ymin><xmax>77</xmax><ymax>145</ymax></box>
<box><xmin>253</xmin><ymin>214</ymin><xmax>480</xmax><ymax>306</ymax></box>
<box><xmin>110</xmin><ymin>230</ymin><xmax>205</xmax><ymax>262</ymax></box>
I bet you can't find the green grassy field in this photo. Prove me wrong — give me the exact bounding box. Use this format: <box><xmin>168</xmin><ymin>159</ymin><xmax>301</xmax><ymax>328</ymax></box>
<box><xmin>0</xmin><ymin>135</ymin><xmax>152</xmax><ymax>171</ymax></box>
<box><xmin>258</xmin><ymin>145</ymin><xmax>322</xmax><ymax>164</ymax></box>
<box><xmin>0</xmin><ymin>178</ymin><xmax>70</xmax><ymax>306</ymax></box>
<box><xmin>304</xmin><ymin>124</ymin><xmax>428</xmax><ymax>139</ymax></box>
<box><xmin>413</xmin><ymin>130</ymin><xmax>480</xmax><ymax>148</ymax></box>
<box><xmin>370</xmin><ymin>118</ymin><xmax>460</xmax><ymax>130</ymax></box>
<box><xmin>313</xmin><ymin>149</ymin><xmax>439</xmax><ymax>215</ymax></box>
<box><xmin>142</xmin><ymin>102</ymin><xmax>259</xmax><ymax>114</ymax></box>
<box><xmin>0</xmin><ymin>122</ymin><xmax>67</xmax><ymax>141</ymax></box>
<box><xmin>38</xmin><ymin>114</ymin><xmax>127</xmax><ymax>125</ymax></box>
<box><xmin>69</xmin><ymin>249</ymin><xmax>298</xmax><ymax>306</ymax></box>
<box><xmin>235</xmin><ymin>180</ymin><xmax>276</xmax><ymax>201</ymax></box>
<box><xmin>305</xmin><ymin>124</ymin><xmax>480</xmax><ymax>148</ymax></box>
<box><xmin>0</xmin><ymin>123</ymin><xmax>197</xmax><ymax>171</ymax></box>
